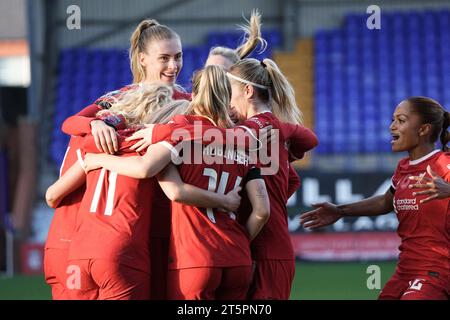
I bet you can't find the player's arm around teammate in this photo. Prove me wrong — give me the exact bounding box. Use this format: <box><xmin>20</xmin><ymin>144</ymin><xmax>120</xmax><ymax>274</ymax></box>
<box><xmin>83</xmin><ymin>142</ymin><xmax>241</xmax><ymax>212</ymax></box>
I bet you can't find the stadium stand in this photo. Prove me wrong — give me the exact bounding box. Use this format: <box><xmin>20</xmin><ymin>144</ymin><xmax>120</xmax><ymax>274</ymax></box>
<box><xmin>314</xmin><ymin>9</ymin><xmax>450</xmax><ymax>154</ymax></box>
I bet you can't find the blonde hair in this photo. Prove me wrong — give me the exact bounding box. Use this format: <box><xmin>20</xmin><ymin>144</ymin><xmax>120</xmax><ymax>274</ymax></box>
<box><xmin>97</xmin><ymin>83</ymin><xmax>173</xmax><ymax>126</ymax></box>
<box><xmin>186</xmin><ymin>65</ymin><xmax>234</xmax><ymax>128</ymax></box>
<box><xmin>208</xmin><ymin>9</ymin><xmax>267</xmax><ymax>65</ymax></box>
<box><xmin>129</xmin><ymin>19</ymin><xmax>180</xmax><ymax>83</ymax></box>
<box><xmin>229</xmin><ymin>58</ymin><xmax>303</xmax><ymax>124</ymax></box>
<box><xmin>148</xmin><ymin>99</ymin><xmax>190</xmax><ymax>124</ymax></box>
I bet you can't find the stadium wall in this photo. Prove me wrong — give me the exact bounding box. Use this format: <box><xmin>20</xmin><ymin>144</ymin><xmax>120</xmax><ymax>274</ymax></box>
<box><xmin>52</xmin><ymin>0</ymin><xmax>283</xmax><ymax>48</ymax></box>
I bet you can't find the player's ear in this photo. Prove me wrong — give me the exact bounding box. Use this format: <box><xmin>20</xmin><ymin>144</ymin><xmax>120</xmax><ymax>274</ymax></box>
<box><xmin>245</xmin><ymin>84</ymin><xmax>254</xmax><ymax>99</ymax></box>
<box><xmin>139</xmin><ymin>52</ymin><xmax>147</xmax><ymax>68</ymax></box>
<box><xmin>418</xmin><ymin>123</ymin><xmax>431</xmax><ymax>137</ymax></box>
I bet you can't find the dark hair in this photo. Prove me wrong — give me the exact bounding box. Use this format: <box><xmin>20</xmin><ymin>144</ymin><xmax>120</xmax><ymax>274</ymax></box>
<box><xmin>407</xmin><ymin>96</ymin><xmax>449</xmax><ymax>151</ymax></box>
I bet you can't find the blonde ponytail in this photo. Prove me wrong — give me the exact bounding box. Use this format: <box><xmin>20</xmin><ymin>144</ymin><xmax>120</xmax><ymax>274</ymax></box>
<box><xmin>186</xmin><ymin>65</ymin><xmax>234</xmax><ymax>128</ymax></box>
<box><xmin>263</xmin><ymin>58</ymin><xmax>303</xmax><ymax>124</ymax></box>
<box><xmin>207</xmin><ymin>9</ymin><xmax>266</xmax><ymax>66</ymax></box>
<box><xmin>129</xmin><ymin>19</ymin><xmax>180</xmax><ymax>83</ymax></box>
<box><xmin>236</xmin><ymin>9</ymin><xmax>267</xmax><ymax>59</ymax></box>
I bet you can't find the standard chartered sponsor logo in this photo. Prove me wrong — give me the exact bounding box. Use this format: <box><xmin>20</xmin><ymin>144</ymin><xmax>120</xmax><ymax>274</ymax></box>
<box><xmin>395</xmin><ymin>198</ymin><xmax>419</xmax><ymax>211</ymax></box>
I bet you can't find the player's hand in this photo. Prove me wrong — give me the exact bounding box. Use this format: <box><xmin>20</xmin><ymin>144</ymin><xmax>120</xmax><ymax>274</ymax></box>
<box><xmin>83</xmin><ymin>153</ymin><xmax>103</xmax><ymax>173</ymax></box>
<box><xmin>220</xmin><ymin>187</ymin><xmax>242</xmax><ymax>212</ymax></box>
<box><xmin>408</xmin><ymin>165</ymin><xmax>450</xmax><ymax>203</ymax></box>
<box><xmin>300</xmin><ymin>202</ymin><xmax>343</xmax><ymax>230</ymax></box>
<box><xmin>90</xmin><ymin>120</ymin><xmax>118</xmax><ymax>154</ymax></box>
<box><xmin>125</xmin><ymin>124</ymin><xmax>155</xmax><ymax>152</ymax></box>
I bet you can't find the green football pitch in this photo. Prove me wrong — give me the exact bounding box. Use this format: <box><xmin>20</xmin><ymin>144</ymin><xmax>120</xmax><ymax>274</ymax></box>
<box><xmin>0</xmin><ymin>261</ymin><xmax>397</xmax><ymax>300</ymax></box>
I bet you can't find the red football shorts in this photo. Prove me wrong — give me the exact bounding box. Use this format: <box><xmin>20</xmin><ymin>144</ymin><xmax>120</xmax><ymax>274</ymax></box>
<box><xmin>66</xmin><ymin>259</ymin><xmax>150</xmax><ymax>300</ymax></box>
<box><xmin>379</xmin><ymin>270</ymin><xmax>449</xmax><ymax>300</ymax></box>
<box><xmin>167</xmin><ymin>266</ymin><xmax>252</xmax><ymax>300</ymax></box>
<box><xmin>248</xmin><ymin>259</ymin><xmax>295</xmax><ymax>300</ymax></box>
<box><xmin>44</xmin><ymin>248</ymin><xmax>72</xmax><ymax>300</ymax></box>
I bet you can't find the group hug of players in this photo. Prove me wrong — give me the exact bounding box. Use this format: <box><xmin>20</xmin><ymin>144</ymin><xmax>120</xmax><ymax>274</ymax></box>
<box><xmin>45</xmin><ymin>10</ymin><xmax>449</xmax><ymax>300</ymax></box>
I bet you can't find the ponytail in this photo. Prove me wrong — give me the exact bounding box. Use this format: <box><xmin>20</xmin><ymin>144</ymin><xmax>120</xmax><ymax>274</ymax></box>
<box><xmin>235</xmin><ymin>9</ymin><xmax>267</xmax><ymax>59</ymax></box>
<box><xmin>263</xmin><ymin>58</ymin><xmax>303</xmax><ymax>125</ymax></box>
<box><xmin>187</xmin><ymin>65</ymin><xmax>234</xmax><ymax>128</ymax></box>
<box><xmin>207</xmin><ymin>9</ymin><xmax>267</xmax><ymax>66</ymax></box>
<box><xmin>129</xmin><ymin>19</ymin><xmax>180</xmax><ymax>83</ymax></box>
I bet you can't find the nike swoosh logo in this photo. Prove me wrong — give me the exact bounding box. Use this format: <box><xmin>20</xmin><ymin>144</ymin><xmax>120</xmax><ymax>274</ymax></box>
<box><xmin>402</xmin><ymin>291</ymin><xmax>415</xmax><ymax>296</ymax></box>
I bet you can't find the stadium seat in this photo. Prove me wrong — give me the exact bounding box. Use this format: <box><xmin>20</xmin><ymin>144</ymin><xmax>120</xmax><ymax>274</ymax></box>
<box><xmin>314</xmin><ymin>8</ymin><xmax>449</xmax><ymax>154</ymax></box>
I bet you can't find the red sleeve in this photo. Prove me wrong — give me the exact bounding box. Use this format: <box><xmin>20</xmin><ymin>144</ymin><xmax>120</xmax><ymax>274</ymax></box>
<box><xmin>151</xmin><ymin>123</ymin><xmax>179</xmax><ymax>144</ymax></box>
<box><xmin>61</xmin><ymin>104</ymin><xmax>102</xmax><ymax>136</ymax></box>
<box><xmin>287</xmin><ymin>164</ymin><xmax>301</xmax><ymax>198</ymax></box>
<box><xmin>282</xmin><ymin>123</ymin><xmax>318</xmax><ymax>161</ymax></box>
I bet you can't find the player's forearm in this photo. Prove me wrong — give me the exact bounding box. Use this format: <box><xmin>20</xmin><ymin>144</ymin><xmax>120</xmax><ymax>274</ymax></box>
<box><xmin>337</xmin><ymin>194</ymin><xmax>393</xmax><ymax>217</ymax></box>
<box><xmin>61</xmin><ymin>104</ymin><xmax>101</xmax><ymax>135</ymax></box>
<box><xmin>157</xmin><ymin>165</ymin><xmax>227</xmax><ymax>208</ymax></box>
<box><xmin>45</xmin><ymin>163</ymin><xmax>85</xmax><ymax>208</ymax></box>
<box><xmin>90</xmin><ymin>144</ymin><xmax>171</xmax><ymax>179</ymax></box>
<box><xmin>245</xmin><ymin>178</ymin><xmax>270</xmax><ymax>241</ymax></box>
<box><xmin>171</xmin><ymin>184</ymin><xmax>228</xmax><ymax>209</ymax></box>
<box><xmin>246</xmin><ymin>207</ymin><xmax>270</xmax><ymax>241</ymax></box>
<box><xmin>62</xmin><ymin>115</ymin><xmax>95</xmax><ymax>136</ymax></box>
<box><xmin>91</xmin><ymin>154</ymin><xmax>153</xmax><ymax>179</ymax></box>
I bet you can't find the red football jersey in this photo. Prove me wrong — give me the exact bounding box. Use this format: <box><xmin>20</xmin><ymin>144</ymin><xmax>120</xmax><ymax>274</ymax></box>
<box><xmin>167</xmin><ymin>115</ymin><xmax>256</xmax><ymax>269</ymax></box>
<box><xmin>237</xmin><ymin>112</ymin><xmax>317</xmax><ymax>260</ymax></box>
<box><xmin>391</xmin><ymin>150</ymin><xmax>450</xmax><ymax>278</ymax></box>
<box><xmin>45</xmin><ymin>136</ymin><xmax>85</xmax><ymax>250</ymax></box>
<box><xmin>68</xmin><ymin>131</ymin><xmax>154</xmax><ymax>271</ymax></box>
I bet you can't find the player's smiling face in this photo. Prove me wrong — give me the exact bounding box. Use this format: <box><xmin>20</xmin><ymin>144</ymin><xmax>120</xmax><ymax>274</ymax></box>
<box><xmin>140</xmin><ymin>38</ymin><xmax>182</xmax><ymax>85</ymax></box>
<box><xmin>389</xmin><ymin>100</ymin><xmax>423</xmax><ymax>152</ymax></box>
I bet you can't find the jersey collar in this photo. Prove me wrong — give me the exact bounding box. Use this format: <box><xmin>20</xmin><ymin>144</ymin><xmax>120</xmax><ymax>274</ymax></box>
<box><xmin>409</xmin><ymin>149</ymin><xmax>440</xmax><ymax>166</ymax></box>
